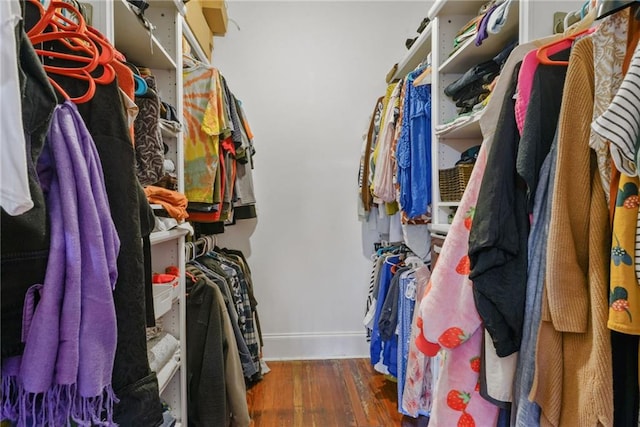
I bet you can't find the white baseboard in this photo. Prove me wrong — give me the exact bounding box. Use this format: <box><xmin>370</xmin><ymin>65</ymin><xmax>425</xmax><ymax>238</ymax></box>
<box><xmin>261</xmin><ymin>331</ymin><xmax>370</xmax><ymax>361</ymax></box>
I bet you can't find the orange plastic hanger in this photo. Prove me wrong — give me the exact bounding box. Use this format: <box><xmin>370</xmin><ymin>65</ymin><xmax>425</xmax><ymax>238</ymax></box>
<box><xmin>27</xmin><ymin>1</ymin><xmax>86</xmax><ymax>38</ymax></box>
<box><xmin>47</xmin><ymin>69</ymin><xmax>97</xmax><ymax>104</ymax></box>
<box><xmin>536</xmin><ymin>27</ymin><xmax>596</xmax><ymax>65</ymax></box>
<box><xmin>30</xmin><ymin>31</ymin><xmax>100</xmax><ymax>72</ymax></box>
<box><xmin>85</xmin><ymin>27</ymin><xmax>116</xmax><ymax>84</ymax></box>
<box><xmin>27</xmin><ymin>0</ymin><xmax>116</xmax><ymax>102</ymax></box>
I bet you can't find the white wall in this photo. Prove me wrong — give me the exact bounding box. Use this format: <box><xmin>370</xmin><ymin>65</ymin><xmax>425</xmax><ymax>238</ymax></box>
<box><xmin>213</xmin><ymin>1</ymin><xmax>430</xmax><ymax>360</ymax></box>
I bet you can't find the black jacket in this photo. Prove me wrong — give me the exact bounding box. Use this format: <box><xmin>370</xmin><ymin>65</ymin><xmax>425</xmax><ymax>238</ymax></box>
<box><xmin>73</xmin><ymin>79</ymin><xmax>163</xmax><ymax>426</ymax></box>
<box><xmin>185</xmin><ymin>267</ymin><xmax>228</xmax><ymax>427</ymax></box>
<box><xmin>516</xmin><ymin>49</ymin><xmax>570</xmax><ymax>212</ymax></box>
<box><xmin>1</xmin><ymin>19</ymin><xmax>57</xmax><ymax>358</ymax></box>
<box><xmin>469</xmin><ymin>51</ymin><xmax>570</xmax><ymax>358</ymax></box>
<box><xmin>468</xmin><ymin>63</ymin><xmax>528</xmax><ymax>357</ymax></box>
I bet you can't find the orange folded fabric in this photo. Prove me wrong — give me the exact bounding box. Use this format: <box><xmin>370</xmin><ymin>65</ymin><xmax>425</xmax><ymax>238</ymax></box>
<box><xmin>144</xmin><ymin>185</ymin><xmax>189</xmax><ymax>221</ymax></box>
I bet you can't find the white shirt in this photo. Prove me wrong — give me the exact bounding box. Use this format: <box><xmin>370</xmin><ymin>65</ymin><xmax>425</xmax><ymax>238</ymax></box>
<box><xmin>0</xmin><ymin>0</ymin><xmax>33</xmax><ymax>216</ymax></box>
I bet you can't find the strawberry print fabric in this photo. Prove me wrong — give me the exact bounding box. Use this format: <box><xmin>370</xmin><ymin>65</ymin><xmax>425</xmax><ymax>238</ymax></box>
<box><xmin>416</xmin><ymin>144</ymin><xmax>499</xmax><ymax>426</ymax></box>
<box><xmin>402</xmin><ymin>266</ymin><xmax>434</xmax><ymax>417</ymax></box>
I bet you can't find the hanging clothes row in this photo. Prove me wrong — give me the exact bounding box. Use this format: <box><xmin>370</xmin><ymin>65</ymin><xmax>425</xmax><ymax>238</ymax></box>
<box><xmin>414</xmin><ymin>4</ymin><xmax>640</xmax><ymax>427</ymax></box>
<box><xmin>357</xmin><ymin>1</ymin><xmax>519</xmax><ymax>266</ymax></box>
<box><xmin>183</xmin><ymin>56</ymin><xmax>257</xmax><ymax>233</ymax></box>
<box><xmin>357</xmin><ymin>67</ymin><xmax>433</xmax><ymax>262</ymax></box>
<box><xmin>0</xmin><ymin>0</ymin><xmax>171</xmax><ymax>425</ymax></box>
<box><xmin>362</xmin><ymin>243</ymin><xmax>438</xmax><ymax>418</ymax></box>
<box><xmin>183</xmin><ymin>240</ymin><xmax>262</xmax><ymax>427</ymax></box>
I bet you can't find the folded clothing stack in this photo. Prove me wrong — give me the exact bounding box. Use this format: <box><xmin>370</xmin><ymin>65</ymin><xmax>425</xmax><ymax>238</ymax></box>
<box><xmin>159</xmin><ymin>401</ymin><xmax>178</xmax><ymax>427</ymax></box>
<box><xmin>144</xmin><ymin>185</ymin><xmax>189</xmax><ymax>221</ymax></box>
<box><xmin>448</xmin><ymin>0</ymin><xmax>497</xmax><ymax>55</ymax></box>
<box><xmin>147</xmin><ymin>331</ymin><xmax>180</xmax><ymax>374</ymax></box>
<box><xmin>444</xmin><ymin>39</ymin><xmax>517</xmax><ymax>115</ymax></box>
<box><xmin>456</xmin><ymin>145</ymin><xmax>481</xmax><ymax>166</ymax></box>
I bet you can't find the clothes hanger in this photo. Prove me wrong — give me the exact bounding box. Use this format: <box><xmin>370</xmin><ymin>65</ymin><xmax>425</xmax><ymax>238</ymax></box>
<box><xmin>537</xmin><ymin>3</ymin><xmax>598</xmax><ymax>68</ymax></box>
<box><xmin>27</xmin><ymin>0</ymin><xmax>80</xmax><ymax>38</ymax></box>
<box><xmin>183</xmin><ymin>52</ymin><xmax>211</xmax><ymax>70</ymax></box>
<box><xmin>413</xmin><ymin>66</ymin><xmax>432</xmax><ymax>87</ymax></box>
<box><xmin>84</xmin><ymin>26</ymin><xmax>116</xmax><ymax>84</ymax></box>
<box><xmin>47</xmin><ymin>67</ymin><xmax>97</xmax><ymax>104</ymax></box>
<box><xmin>134</xmin><ymin>74</ymin><xmax>148</xmax><ymax>96</ymax></box>
<box><xmin>581</xmin><ymin>0</ymin><xmax>590</xmax><ymax>18</ymax></box>
<box><xmin>201</xmin><ymin>235</ymin><xmax>212</xmax><ymax>254</ymax></box>
<box><xmin>536</xmin><ymin>26</ymin><xmax>596</xmax><ymax>65</ymax></box>
<box><xmin>43</xmin><ymin>3</ymin><xmax>116</xmax><ymax>79</ymax></box>
<box><xmin>29</xmin><ymin>29</ymin><xmax>99</xmax><ymax>103</ymax></box>
<box><xmin>377</xmin><ymin>243</ymin><xmax>403</xmax><ymax>257</ymax></box>
<box><xmin>206</xmin><ymin>235</ymin><xmax>217</xmax><ymax>253</ymax></box>
<box><xmin>596</xmin><ymin>0</ymin><xmax>640</xmax><ymax>20</ymax></box>
<box><xmin>185</xmin><ymin>242</ymin><xmax>193</xmax><ymax>262</ymax></box>
<box><xmin>29</xmin><ymin>31</ymin><xmax>99</xmax><ymax>72</ymax></box>
<box><xmin>27</xmin><ymin>0</ymin><xmax>116</xmax><ymax>102</ymax></box>
<box><xmin>564</xmin><ymin>8</ymin><xmax>582</xmax><ymax>29</ymax></box>
<box><xmin>404</xmin><ymin>255</ymin><xmax>424</xmax><ymax>269</ymax></box>
<box><xmin>195</xmin><ymin>238</ymin><xmax>208</xmax><ymax>258</ymax></box>
<box><xmin>27</xmin><ymin>1</ymin><xmax>95</xmax><ymax>60</ymax></box>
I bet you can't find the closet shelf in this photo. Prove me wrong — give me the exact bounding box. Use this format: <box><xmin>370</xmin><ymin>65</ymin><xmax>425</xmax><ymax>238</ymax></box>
<box><xmin>438</xmin><ymin>201</ymin><xmax>461</xmax><ymax>207</ymax></box>
<box><xmin>114</xmin><ymin>0</ymin><xmax>177</xmax><ymax>70</ymax></box>
<box><xmin>437</xmin><ymin>113</ymin><xmax>482</xmax><ymax>139</ymax></box>
<box><xmin>438</xmin><ymin>1</ymin><xmax>519</xmax><ymax>75</ymax></box>
<box><xmin>150</xmin><ymin>228</ymin><xmax>189</xmax><ymax>245</ymax></box>
<box><xmin>428</xmin><ymin>0</ymin><xmax>487</xmax><ymax>20</ymax></box>
<box><xmin>430</xmin><ymin>223</ymin><xmax>451</xmax><ymax>234</ymax></box>
<box><xmin>158</xmin><ymin>355</ymin><xmax>181</xmax><ymax>394</ymax></box>
<box><xmin>391</xmin><ymin>22</ymin><xmax>433</xmax><ymax>81</ymax></box>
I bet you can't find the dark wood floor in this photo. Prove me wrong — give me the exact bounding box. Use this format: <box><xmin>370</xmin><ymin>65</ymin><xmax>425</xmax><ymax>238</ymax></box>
<box><xmin>247</xmin><ymin>358</ymin><xmax>430</xmax><ymax>427</ymax></box>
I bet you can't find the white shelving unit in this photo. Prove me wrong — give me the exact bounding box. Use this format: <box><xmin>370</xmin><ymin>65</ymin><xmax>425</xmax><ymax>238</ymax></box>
<box><xmin>436</xmin><ymin>114</ymin><xmax>482</xmax><ymax>139</ymax></box>
<box><xmin>86</xmin><ymin>0</ymin><xmax>190</xmax><ymax>424</ymax></box>
<box><xmin>113</xmin><ymin>0</ymin><xmax>177</xmax><ymax>70</ymax></box>
<box><xmin>421</xmin><ymin>0</ymin><xmax>585</xmax><ymax>235</ymax></box>
<box><xmin>386</xmin><ymin>1</ymin><xmax>586</xmax><ymax>235</ymax></box>
<box><xmin>391</xmin><ymin>21</ymin><xmax>434</xmax><ymax>80</ymax></box>
<box><xmin>150</xmin><ymin>228</ymin><xmax>189</xmax><ymax>245</ymax></box>
<box><xmin>150</xmin><ymin>233</ymin><xmax>187</xmax><ymax>420</ymax></box>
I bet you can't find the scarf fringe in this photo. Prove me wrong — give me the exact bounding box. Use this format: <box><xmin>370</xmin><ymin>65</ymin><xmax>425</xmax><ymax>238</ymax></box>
<box><xmin>1</xmin><ymin>375</ymin><xmax>119</xmax><ymax>426</ymax></box>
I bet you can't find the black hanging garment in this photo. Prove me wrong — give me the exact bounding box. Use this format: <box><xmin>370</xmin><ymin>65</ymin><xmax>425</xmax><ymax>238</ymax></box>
<box><xmin>1</xmin><ymin>18</ymin><xmax>57</xmax><ymax>359</ymax></box>
<box><xmin>68</xmin><ymin>78</ymin><xmax>164</xmax><ymax>426</ymax></box>
<box><xmin>185</xmin><ymin>268</ymin><xmax>228</xmax><ymax>426</ymax></box>
<box><xmin>468</xmin><ymin>63</ymin><xmax>528</xmax><ymax>357</ymax></box>
<box><xmin>5</xmin><ymin>9</ymin><xmax>164</xmax><ymax>423</ymax></box>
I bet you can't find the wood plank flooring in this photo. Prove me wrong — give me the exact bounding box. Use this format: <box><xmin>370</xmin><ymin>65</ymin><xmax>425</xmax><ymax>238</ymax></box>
<box><xmin>247</xmin><ymin>358</ymin><xmax>430</xmax><ymax>427</ymax></box>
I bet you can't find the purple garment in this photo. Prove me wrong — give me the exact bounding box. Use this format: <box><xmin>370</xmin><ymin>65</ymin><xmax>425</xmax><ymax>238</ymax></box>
<box><xmin>475</xmin><ymin>4</ymin><xmax>498</xmax><ymax>46</ymax></box>
<box><xmin>1</xmin><ymin>101</ymin><xmax>120</xmax><ymax>426</ymax></box>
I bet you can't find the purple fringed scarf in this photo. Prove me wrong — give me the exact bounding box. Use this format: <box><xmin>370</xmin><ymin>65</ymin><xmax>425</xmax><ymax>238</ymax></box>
<box><xmin>1</xmin><ymin>101</ymin><xmax>120</xmax><ymax>426</ymax></box>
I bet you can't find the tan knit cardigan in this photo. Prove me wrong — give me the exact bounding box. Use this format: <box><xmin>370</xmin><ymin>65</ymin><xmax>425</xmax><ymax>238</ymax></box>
<box><xmin>531</xmin><ymin>36</ymin><xmax>614</xmax><ymax>427</ymax></box>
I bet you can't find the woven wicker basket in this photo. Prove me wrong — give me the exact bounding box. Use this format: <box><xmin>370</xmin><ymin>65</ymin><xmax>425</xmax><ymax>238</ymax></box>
<box><xmin>439</xmin><ymin>163</ymin><xmax>474</xmax><ymax>202</ymax></box>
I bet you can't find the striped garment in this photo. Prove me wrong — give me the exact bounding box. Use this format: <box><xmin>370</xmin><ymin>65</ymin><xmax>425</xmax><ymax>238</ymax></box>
<box><xmin>592</xmin><ymin>41</ymin><xmax>640</xmax><ymax>177</ymax></box>
<box><xmin>592</xmin><ymin>41</ymin><xmax>640</xmax><ymax>285</ymax></box>
<box><xmin>364</xmin><ymin>256</ymin><xmax>380</xmax><ymax>342</ymax></box>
